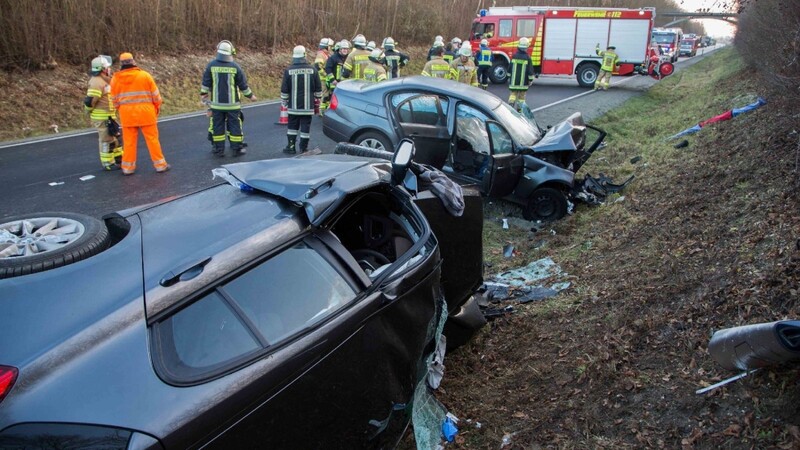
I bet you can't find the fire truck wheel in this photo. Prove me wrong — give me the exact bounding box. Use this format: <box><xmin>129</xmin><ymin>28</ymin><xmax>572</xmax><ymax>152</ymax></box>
<box><xmin>489</xmin><ymin>61</ymin><xmax>508</xmax><ymax>84</ymax></box>
<box><xmin>576</xmin><ymin>64</ymin><xmax>599</xmax><ymax>88</ymax></box>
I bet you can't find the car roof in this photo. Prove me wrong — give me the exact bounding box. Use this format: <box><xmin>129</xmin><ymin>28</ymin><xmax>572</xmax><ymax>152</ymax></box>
<box><xmin>337</xmin><ymin>75</ymin><xmax>504</xmax><ymax>109</ymax></box>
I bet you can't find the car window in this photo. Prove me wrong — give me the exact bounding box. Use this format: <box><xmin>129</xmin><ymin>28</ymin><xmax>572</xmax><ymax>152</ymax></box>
<box><xmin>456</xmin><ymin>103</ymin><xmax>490</xmax><ymax>155</ymax></box>
<box><xmin>224</xmin><ymin>242</ymin><xmax>356</xmax><ymax>344</ymax></box>
<box><xmin>492</xmin><ymin>101</ymin><xmax>542</xmax><ymax>146</ymax></box>
<box><xmin>499</xmin><ymin>19</ymin><xmax>513</xmax><ymax>38</ymax></box>
<box><xmin>488</xmin><ymin>122</ymin><xmax>514</xmax><ymax>155</ymax></box>
<box><xmin>395</xmin><ymin>94</ymin><xmax>449</xmax><ymax>126</ymax></box>
<box><xmin>517</xmin><ymin>19</ymin><xmax>536</xmax><ymax>38</ymax></box>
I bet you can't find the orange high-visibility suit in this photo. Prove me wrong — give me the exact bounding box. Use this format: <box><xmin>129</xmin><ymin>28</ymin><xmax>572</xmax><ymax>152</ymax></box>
<box><xmin>111</xmin><ymin>57</ymin><xmax>169</xmax><ymax>174</ymax></box>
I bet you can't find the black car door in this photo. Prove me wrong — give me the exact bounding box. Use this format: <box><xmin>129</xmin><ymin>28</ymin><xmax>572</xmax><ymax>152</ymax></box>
<box><xmin>393</xmin><ymin>94</ymin><xmax>452</xmax><ymax>169</ymax></box>
<box><xmin>482</xmin><ymin>120</ymin><xmax>524</xmax><ymax>197</ymax></box>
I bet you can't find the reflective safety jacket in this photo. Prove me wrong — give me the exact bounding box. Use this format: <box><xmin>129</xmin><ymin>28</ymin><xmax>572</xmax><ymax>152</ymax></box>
<box><xmin>314</xmin><ymin>50</ymin><xmax>330</xmax><ymax>83</ymax></box>
<box><xmin>111</xmin><ymin>67</ymin><xmax>162</xmax><ymax>127</ymax></box>
<box><xmin>85</xmin><ymin>75</ymin><xmax>116</xmax><ymax>120</ymax></box>
<box><xmin>596</xmin><ymin>48</ymin><xmax>619</xmax><ymax>72</ymax></box>
<box><xmin>422</xmin><ymin>57</ymin><xmax>451</xmax><ymax>79</ymax></box>
<box><xmin>280</xmin><ymin>60</ymin><xmax>322</xmax><ymax>115</ymax></box>
<box><xmin>200</xmin><ymin>59</ymin><xmax>253</xmax><ymax>111</ymax></box>
<box><xmin>325</xmin><ymin>52</ymin><xmax>347</xmax><ymax>85</ymax></box>
<box><xmin>364</xmin><ymin>61</ymin><xmax>387</xmax><ymax>82</ymax></box>
<box><xmin>342</xmin><ymin>49</ymin><xmax>371</xmax><ymax>80</ymax></box>
<box><xmin>475</xmin><ymin>46</ymin><xmax>493</xmax><ymax>66</ymax></box>
<box><xmin>443</xmin><ymin>50</ymin><xmax>456</xmax><ymax>64</ymax></box>
<box><xmin>508</xmin><ymin>49</ymin><xmax>534</xmax><ymax>91</ymax></box>
<box><xmin>450</xmin><ymin>58</ymin><xmax>478</xmax><ymax>86</ymax></box>
<box><xmin>384</xmin><ymin>49</ymin><xmax>410</xmax><ymax>79</ymax></box>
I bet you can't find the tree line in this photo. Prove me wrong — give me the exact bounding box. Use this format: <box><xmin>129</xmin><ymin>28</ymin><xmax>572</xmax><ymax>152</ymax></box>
<box><xmin>2</xmin><ymin>0</ymin><xmax>703</xmax><ymax>69</ymax></box>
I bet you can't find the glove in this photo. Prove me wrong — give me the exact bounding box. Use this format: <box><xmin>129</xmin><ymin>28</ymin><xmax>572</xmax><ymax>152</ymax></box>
<box><xmin>314</xmin><ymin>98</ymin><xmax>320</xmax><ymax>115</ymax></box>
<box><xmin>249</xmin><ymin>94</ymin><xmax>257</xmax><ymax>101</ymax></box>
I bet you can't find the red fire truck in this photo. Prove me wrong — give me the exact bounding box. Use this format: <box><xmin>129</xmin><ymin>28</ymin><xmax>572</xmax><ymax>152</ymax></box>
<box><xmin>469</xmin><ymin>6</ymin><xmax>671</xmax><ymax>87</ymax></box>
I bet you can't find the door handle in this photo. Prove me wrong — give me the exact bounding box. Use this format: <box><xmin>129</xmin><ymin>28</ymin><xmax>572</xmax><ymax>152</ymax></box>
<box><xmin>160</xmin><ymin>256</ymin><xmax>212</xmax><ymax>287</ymax></box>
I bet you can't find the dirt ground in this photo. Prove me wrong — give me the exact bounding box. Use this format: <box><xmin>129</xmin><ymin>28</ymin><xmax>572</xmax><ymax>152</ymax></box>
<box><xmin>435</xmin><ymin>72</ymin><xmax>800</xmax><ymax>448</ymax></box>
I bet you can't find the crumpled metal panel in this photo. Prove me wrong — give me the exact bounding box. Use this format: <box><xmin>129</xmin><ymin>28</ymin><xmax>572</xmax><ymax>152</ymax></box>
<box><xmin>708</xmin><ymin>320</ymin><xmax>800</xmax><ymax>371</ymax></box>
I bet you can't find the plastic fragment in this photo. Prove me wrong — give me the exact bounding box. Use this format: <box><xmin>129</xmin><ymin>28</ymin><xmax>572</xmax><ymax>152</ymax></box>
<box><xmin>442</xmin><ymin>416</ymin><xmax>458</xmax><ymax>442</ymax></box>
<box><xmin>212</xmin><ymin>167</ymin><xmax>254</xmax><ymax>192</ymax></box>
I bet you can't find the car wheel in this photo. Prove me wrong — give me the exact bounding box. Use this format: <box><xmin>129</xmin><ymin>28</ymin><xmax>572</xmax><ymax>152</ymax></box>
<box><xmin>355</xmin><ymin>131</ymin><xmax>392</xmax><ymax>153</ymax></box>
<box><xmin>489</xmin><ymin>60</ymin><xmax>508</xmax><ymax>84</ymax></box>
<box><xmin>0</xmin><ymin>212</ymin><xmax>110</xmax><ymax>279</ymax></box>
<box><xmin>522</xmin><ymin>188</ymin><xmax>568</xmax><ymax>222</ymax></box>
<box><xmin>576</xmin><ymin>64</ymin><xmax>599</xmax><ymax>88</ymax></box>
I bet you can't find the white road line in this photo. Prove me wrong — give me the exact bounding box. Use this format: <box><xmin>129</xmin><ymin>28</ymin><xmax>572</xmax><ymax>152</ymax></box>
<box><xmin>532</xmin><ymin>76</ymin><xmax>638</xmax><ymax>112</ymax></box>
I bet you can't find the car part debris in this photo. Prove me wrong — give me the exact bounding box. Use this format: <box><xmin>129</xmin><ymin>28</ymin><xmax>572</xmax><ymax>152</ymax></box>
<box><xmin>696</xmin><ymin>369</ymin><xmax>758</xmax><ymax>395</ymax></box>
<box><xmin>708</xmin><ymin>320</ymin><xmax>800</xmax><ymax>371</ymax></box>
<box><xmin>673</xmin><ymin>139</ymin><xmax>689</xmax><ymax>149</ymax></box>
<box><xmin>668</xmin><ymin>97</ymin><xmax>767</xmax><ymax>140</ymax></box>
<box><xmin>630</xmin><ymin>155</ymin><xmax>642</xmax><ymax>164</ymax></box>
<box><xmin>503</xmin><ymin>243</ymin><xmax>514</xmax><ymax>258</ymax></box>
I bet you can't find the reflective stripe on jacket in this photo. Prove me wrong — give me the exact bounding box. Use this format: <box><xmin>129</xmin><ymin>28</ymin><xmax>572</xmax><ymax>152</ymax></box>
<box><xmin>384</xmin><ymin>50</ymin><xmax>409</xmax><ymax>79</ymax></box>
<box><xmin>364</xmin><ymin>62</ymin><xmax>387</xmax><ymax>82</ymax></box>
<box><xmin>200</xmin><ymin>59</ymin><xmax>252</xmax><ymax>111</ymax></box>
<box><xmin>422</xmin><ymin>58</ymin><xmax>451</xmax><ymax>79</ymax></box>
<box><xmin>325</xmin><ymin>52</ymin><xmax>346</xmax><ymax>82</ymax></box>
<box><xmin>342</xmin><ymin>49</ymin><xmax>371</xmax><ymax>79</ymax></box>
<box><xmin>86</xmin><ymin>75</ymin><xmax>115</xmax><ymax>120</ymax></box>
<box><xmin>111</xmin><ymin>67</ymin><xmax>162</xmax><ymax>126</ymax></box>
<box><xmin>450</xmin><ymin>59</ymin><xmax>479</xmax><ymax>86</ymax></box>
<box><xmin>509</xmin><ymin>50</ymin><xmax>534</xmax><ymax>90</ymax></box>
<box><xmin>596</xmin><ymin>48</ymin><xmax>619</xmax><ymax>72</ymax></box>
<box><xmin>280</xmin><ymin>61</ymin><xmax>322</xmax><ymax>115</ymax></box>
<box><xmin>475</xmin><ymin>47</ymin><xmax>493</xmax><ymax>66</ymax></box>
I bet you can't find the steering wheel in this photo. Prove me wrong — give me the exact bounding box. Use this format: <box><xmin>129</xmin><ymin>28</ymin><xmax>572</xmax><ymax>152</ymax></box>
<box><xmin>352</xmin><ymin>248</ymin><xmax>391</xmax><ymax>274</ymax></box>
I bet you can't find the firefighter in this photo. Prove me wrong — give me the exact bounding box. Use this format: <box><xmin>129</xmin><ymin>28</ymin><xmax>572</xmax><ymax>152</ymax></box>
<box><xmin>427</xmin><ymin>36</ymin><xmax>444</xmax><ymax>61</ymax></box>
<box><xmin>314</xmin><ymin>37</ymin><xmax>333</xmax><ymax>115</ymax></box>
<box><xmin>382</xmin><ymin>37</ymin><xmax>409</xmax><ymax>80</ymax></box>
<box><xmin>110</xmin><ymin>53</ymin><xmax>169</xmax><ymax>175</ymax></box>
<box><xmin>366</xmin><ymin>40</ymin><xmax>376</xmax><ymax>52</ymax></box>
<box><xmin>450</xmin><ymin>45</ymin><xmax>478</xmax><ymax>87</ymax></box>
<box><xmin>451</xmin><ymin>37</ymin><xmax>462</xmax><ymax>52</ymax></box>
<box><xmin>84</xmin><ymin>55</ymin><xmax>123</xmax><ymax>170</ymax></box>
<box><xmin>364</xmin><ymin>49</ymin><xmax>388</xmax><ymax>82</ymax></box>
<box><xmin>200</xmin><ymin>41</ymin><xmax>257</xmax><ymax>157</ymax></box>
<box><xmin>342</xmin><ymin>34</ymin><xmax>371</xmax><ymax>80</ymax></box>
<box><xmin>443</xmin><ymin>42</ymin><xmax>456</xmax><ymax>64</ymax></box>
<box><xmin>325</xmin><ymin>40</ymin><xmax>350</xmax><ymax>89</ymax></box>
<box><xmin>281</xmin><ymin>45</ymin><xmax>322</xmax><ymax>154</ymax></box>
<box><xmin>594</xmin><ymin>44</ymin><xmax>619</xmax><ymax>90</ymax></box>
<box><xmin>475</xmin><ymin>39</ymin><xmax>493</xmax><ymax>90</ymax></box>
<box><xmin>507</xmin><ymin>37</ymin><xmax>534</xmax><ymax>107</ymax></box>
<box><xmin>422</xmin><ymin>46</ymin><xmax>451</xmax><ymax>79</ymax></box>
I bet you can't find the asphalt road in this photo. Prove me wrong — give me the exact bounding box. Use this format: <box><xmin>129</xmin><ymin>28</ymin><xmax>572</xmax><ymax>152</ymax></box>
<box><xmin>0</xmin><ymin>47</ymin><xmax>718</xmax><ymax>221</ymax></box>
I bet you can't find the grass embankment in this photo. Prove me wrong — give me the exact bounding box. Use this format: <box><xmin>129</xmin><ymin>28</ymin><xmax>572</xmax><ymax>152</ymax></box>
<box><xmin>437</xmin><ymin>47</ymin><xmax>800</xmax><ymax>449</ymax></box>
<box><xmin>0</xmin><ymin>47</ymin><xmax>430</xmax><ymax>142</ymax></box>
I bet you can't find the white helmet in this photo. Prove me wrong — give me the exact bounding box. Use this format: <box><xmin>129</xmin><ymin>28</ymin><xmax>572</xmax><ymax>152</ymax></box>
<box><xmin>434</xmin><ymin>35</ymin><xmax>443</xmax><ymax>43</ymax></box>
<box><xmin>451</xmin><ymin>37</ymin><xmax>462</xmax><ymax>46</ymax></box>
<box><xmin>459</xmin><ymin>46</ymin><xmax>472</xmax><ymax>57</ymax></box>
<box><xmin>339</xmin><ymin>39</ymin><xmax>351</xmax><ymax>50</ymax></box>
<box><xmin>90</xmin><ymin>55</ymin><xmax>112</xmax><ymax>72</ymax></box>
<box><xmin>370</xmin><ymin>48</ymin><xmax>384</xmax><ymax>60</ymax></box>
<box><xmin>366</xmin><ymin>40</ymin><xmax>376</xmax><ymax>51</ymax></box>
<box><xmin>353</xmin><ymin>34</ymin><xmax>367</xmax><ymax>48</ymax></box>
<box><xmin>383</xmin><ymin>37</ymin><xmax>395</xmax><ymax>49</ymax></box>
<box><xmin>480</xmin><ymin>39</ymin><xmax>489</xmax><ymax>46</ymax></box>
<box><xmin>292</xmin><ymin>45</ymin><xmax>306</xmax><ymax>58</ymax></box>
<box><xmin>319</xmin><ymin>37</ymin><xmax>333</xmax><ymax>49</ymax></box>
<box><xmin>217</xmin><ymin>40</ymin><xmax>234</xmax><ymax>55</ymax></box>
<box><xmin>518</xmin><ymin>37</ymin><xmax>530</xmax><ymax>49</ymax></box>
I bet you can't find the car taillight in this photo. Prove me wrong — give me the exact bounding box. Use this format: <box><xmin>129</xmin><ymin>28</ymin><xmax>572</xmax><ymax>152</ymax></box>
<box><xmin>0</xmin><ymin>365</ymin><xmax>18</xmax><ymax>404</ymax></box>
<box><xmin>330</xmin><ymin>93</ymin><xmax>338</xmax><ymax>110</ymax></box>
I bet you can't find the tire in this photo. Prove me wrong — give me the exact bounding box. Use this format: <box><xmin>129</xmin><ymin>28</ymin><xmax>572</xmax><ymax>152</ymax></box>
<box><xmin>488</xmin><ymin>60</ymin><xmax>508</xmax><ymax>84</ymax></box>
<box><xmin>354</xmin><ymin>131</ymin><xmax>392</xmax><ymax>153</ymax></box>
<box><xmin>522</xmin><ymin>188</ymin><xmax>568</xmax><ymax>222</ymax></box>
<box><xmin>576</xmin><ymin>64</ymin><xmax>599</xmax><ymax>88</ymax></box>
<box><xmin>0</xmin><ymin>212</ymin><xmax>110</xmax><ymax>279</ymax></box>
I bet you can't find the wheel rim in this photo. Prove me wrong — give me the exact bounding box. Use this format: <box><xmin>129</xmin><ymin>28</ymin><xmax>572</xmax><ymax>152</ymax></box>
<box><xmin>533</xmin><ymin>194</ymin><xmax>557</xmax><ymax>218</ymax></box>
<box><xmin>493</xmin><ymin>65</ymin><xmax>507</xmax><ymax>80</ymax></box>
<box><xmin>359</xmin><ymin>138</ymin><xmax>386</xmax><ymax>151</ymax></box>
<box><xmin>0</xmin><ymin>217</ymin><xmax>85</xmax><ymax>259</ymax></box>
<box><xmin>581</xmin><ymin>69</ymin><xmax>597</xmax><ymax>84</ymax></box>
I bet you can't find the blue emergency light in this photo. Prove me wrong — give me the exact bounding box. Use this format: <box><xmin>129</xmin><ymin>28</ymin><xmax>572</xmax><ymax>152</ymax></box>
<box><xmin>480</xmin><ymin>9</ymin><xmax>487</xmax><ymax>17</ymax></box>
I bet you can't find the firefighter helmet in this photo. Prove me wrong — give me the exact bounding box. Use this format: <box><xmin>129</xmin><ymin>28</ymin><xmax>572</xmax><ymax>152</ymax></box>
<box><xmin>292</xmin><ymin>45</ymin><xmax>307</xmax><ymax>58</ymax></box>
<box><xmin>459</xmin><ymin>46</ymin><xmax>472</xmax><ymax>57</ymax></box>
<box><xmin>434</xmin><ymin>35</ymin><xmax>443</xmax><ymax>44</ymax></box>
<box><xmin>518</xmin><ymin>37</ymin><xmax>530</xmax><ymax>49</ymax></box>
<box><xmin>90</xmin><ymin>55</ymin><xmax>112</xmax><ymax>73</ymax></box>
<box><xmin>607</xmin><ymin>45</ymin><xmax>616</xmax><ymax>50</ymax></box>
<box><xmin>451</xmin><ymin>37</ymin><xmax>462</xmax><ymax>46</ymax></box>
<box><xmin>480</xmin><ymin>39</ymin><xmax>489</xmax><ymax>46</ymax></box>
<box><xmin>216</xmin><ymin>40</ymin><xmax>235</xmax><ymax>61</ymax></box>
<box><xmin>339</xmin><ymin>40</ymin><xmax>351</xmax><ymax>50</ymax></box>
<box><xmin>353</xmin><ymin>34</ymin><xmax>367</xmax><ymax>48</ymax></box>
<box><xmin>369</xmin><ymin>48</ymin><xmax>384</xmax><ymax>61</ymax></box>
<box><xmin>366</xmin><ymin>40</ymin><xmax>376</xmax><ymax>51</ymax></box>
<box><xmin>319</xmin><ymin>37</ymin><xmax>333</xmax><ymax>49</ymax></box>
<box><xmin>383</xmin><ymin>37</ymin><xmax>395</xmax><ymax>50</ymax></box>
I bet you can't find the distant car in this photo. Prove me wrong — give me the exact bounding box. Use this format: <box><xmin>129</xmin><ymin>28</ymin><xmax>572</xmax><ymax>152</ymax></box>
<box><xmin>0</xmin><ymin>148</ymin><xmax>485</xmax><ymax>449</ymax></box>
<box><xmin>323</xmin><ymin>76</ymin><xmax>607</xmax><ymax>221</ymax></box>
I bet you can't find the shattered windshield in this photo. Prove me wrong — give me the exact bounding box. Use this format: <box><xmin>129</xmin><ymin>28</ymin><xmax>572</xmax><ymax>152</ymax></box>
<box><xmin>492</xmin><ymin>101</ymin><xmax>542</xmax><ymax>146</ymax></box>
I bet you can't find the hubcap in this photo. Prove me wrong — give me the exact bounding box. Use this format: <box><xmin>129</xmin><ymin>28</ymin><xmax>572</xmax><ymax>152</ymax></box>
<box><xmin>359</xmin><ymin>138</ymin><xmax>386</xmax><ymax>151</ymax></box>
<box><xmin>0</xmin><ymin>217</ymin><xmax>85</xmax><ymax>259</ymax></box>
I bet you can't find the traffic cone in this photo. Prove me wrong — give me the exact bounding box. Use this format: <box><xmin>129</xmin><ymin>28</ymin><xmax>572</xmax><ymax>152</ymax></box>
<box><xmin>275</xmin><ymin>104</ymin><xmax>288</xmax><ymax>125</ymax></box>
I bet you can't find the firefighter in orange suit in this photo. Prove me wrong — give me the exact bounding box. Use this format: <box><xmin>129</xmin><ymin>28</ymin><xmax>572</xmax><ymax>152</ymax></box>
<box><xmin>111</xmin><ymin>53</ymin><xmax>170</xmax><ymax>175</ymax></box>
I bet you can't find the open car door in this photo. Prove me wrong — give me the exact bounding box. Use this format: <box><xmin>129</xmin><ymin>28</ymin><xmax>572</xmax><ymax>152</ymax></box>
<box><xmin>482</xmin><ymin>120</ymin><xmax>523</xmax><ymax>197</ymax></box>
<box><xmin>394</xmin><ymin>94</ymin><xmax>452</xmax><ymax>169</ymax></box>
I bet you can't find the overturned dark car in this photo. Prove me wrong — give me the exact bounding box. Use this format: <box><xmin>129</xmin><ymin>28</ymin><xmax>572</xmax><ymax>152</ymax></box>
<box><xmin>0</xmin><ymin>143</ymin><xmax>484</xmax><ymax>449</ymax></box>
<box><xmin>323</xmin><ymin>76</ymin><xmax>616</xmax><ymax>222</ymax></box>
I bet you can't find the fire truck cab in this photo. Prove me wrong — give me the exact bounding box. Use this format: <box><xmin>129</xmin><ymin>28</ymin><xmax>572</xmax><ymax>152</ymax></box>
<box><xmin>470</xmin><ymin>6</ymin><xmax>660</xmax><ymax>88</ymax></box>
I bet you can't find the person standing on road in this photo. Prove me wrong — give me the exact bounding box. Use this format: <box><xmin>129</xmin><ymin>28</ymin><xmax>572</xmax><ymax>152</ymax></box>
<box><xmin>342</xmin><ymin>34</ymin><xmax>371</xmax><ymax>80</ymax></box>
<box><xmin>382</xmin><ymin>37</ymin><xmax>409</xmax><ymax>80</ymax></box>
<box><xmin>110</xmin><ymin>52</ymin><xmax>169</xmax><ymax>175</ymax></box>
<box><xmin>326</xmin><ymin>40</ymin><xmax>350</xmax><ymax>91</ymax></box>
<box><xmin>427</xmin><ymin>36</ymin><xmax>444</xmax><ymax>61</ymax></box>
<box><xmin>595</xmin><ymin>44</ymin><xmax>619</xmax><ymax>90</ymax></box>
<box><xmin>281</xmin><ymin>46</ymin><xmax>322</xmax><ymax>154</ymax></box>
<box><xmin>508</xmin><ymin>38</ymin><xmax>534</xmax><ymax>107</ymax></box>
<box><xmin>422</xmin><ymin>46</ymin><xmax>451</xmax><ymax>79</ymax></box>
<box><xmin>200</xmin><ymin>41</ymin><xmax>257</xmax><ymax>157</ymax></box>
<box><xmin>314</xmin><ymin>38</ymin><xmax>333</xmax><ymax>115</ymax></box>
<box><xmin>84</xmin><ymin>55</ymin><xmax>123</xmax><ymax>170</ymax></box>
<box><xmin>475</xmin><ymin>39</ymin><xmax>493</xmax><ymax>90</ymax></box>
<box><xmin>450</xmin><ymin>45</ymin><xmax>478</xmax><ymax>87</ymax></box>
<box><xmin>364</xmin><ymin>49</ymin><xmax>387</xmax><ymax>82</ymax></box>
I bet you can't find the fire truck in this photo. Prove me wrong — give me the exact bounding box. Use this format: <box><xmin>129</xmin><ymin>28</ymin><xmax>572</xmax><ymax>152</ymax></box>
<box><xmin>469</xmin><ymin>6</ymin><xmax>670</xmax><ymax>87</ymax></box>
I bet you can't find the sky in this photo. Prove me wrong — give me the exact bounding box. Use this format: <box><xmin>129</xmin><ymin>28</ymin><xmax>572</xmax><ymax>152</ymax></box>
<box><xmin>675</xmin><ymin>0</ymin><xmax>737</xmax><ymax>37</ymax></box>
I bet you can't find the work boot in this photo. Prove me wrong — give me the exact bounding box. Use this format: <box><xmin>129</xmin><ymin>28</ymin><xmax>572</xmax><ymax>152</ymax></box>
<box><xmin>156</xmin><ymin>164</ymin><xmax>171</xmax><ymax>173</ymax></box>
<box><xmin>233</xmin><ymin>142</ymin><xmax>248</xmax><ymax>157</ymax></box>
<box><xmin>298</xmin><ymin>137</ymin><xmax>309</xmax><ymax>154</ymax></box>
<box><xmin>282</xmin><ymin>136</ymin><xmax>297</xmax><ymax>154</ymax></box>
<box><xmin>212</xmin><ymin>143</ymin><xmax>225</xmax><ymax>157</ymax></box>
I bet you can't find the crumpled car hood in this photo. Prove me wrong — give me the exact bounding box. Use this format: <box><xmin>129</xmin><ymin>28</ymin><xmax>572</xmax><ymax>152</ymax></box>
<box><xmin>223</xmin><ymin>156</ymin><xmax>391</xmax><ymax>226</ymax></box>
<box><xmin>531</xmin><ymin>112</ymin><xmax>586</xmax><ymax>153</ymax></box>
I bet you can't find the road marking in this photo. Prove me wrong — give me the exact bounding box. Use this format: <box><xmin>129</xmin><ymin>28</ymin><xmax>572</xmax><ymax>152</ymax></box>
<box><xmin>531</xmin><ymin>76</ymin><xmax>638</xmax><ymax>112</ymax></box>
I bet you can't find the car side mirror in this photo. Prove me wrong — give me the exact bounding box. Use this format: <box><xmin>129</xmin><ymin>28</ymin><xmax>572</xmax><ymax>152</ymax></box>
<box><xmin>392</xmin><ymin>139</ymin><xmax>415</xmax><ymax>185</ymax></box>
